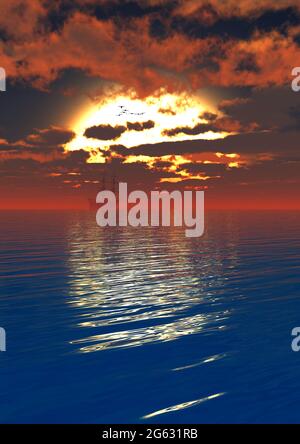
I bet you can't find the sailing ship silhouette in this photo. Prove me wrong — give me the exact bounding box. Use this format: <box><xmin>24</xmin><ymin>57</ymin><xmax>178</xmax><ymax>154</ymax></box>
<box><xmin>88</xmin><ymin>175</ymin><xmax>118</xmax><ymax>211</ymax></box>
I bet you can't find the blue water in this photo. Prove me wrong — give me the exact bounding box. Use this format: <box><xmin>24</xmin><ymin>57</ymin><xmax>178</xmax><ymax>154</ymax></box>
<box><xmin>0</xmin><ymin>210</ymin><xmax>300</xmax><ymax>423</ymax></box>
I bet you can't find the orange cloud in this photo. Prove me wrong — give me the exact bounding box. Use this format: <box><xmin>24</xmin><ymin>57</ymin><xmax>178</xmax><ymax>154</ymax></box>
<box><xmin>0</xmin><ymin>2</ymin><xmax>299</xmax><ymax>96</ymax></box>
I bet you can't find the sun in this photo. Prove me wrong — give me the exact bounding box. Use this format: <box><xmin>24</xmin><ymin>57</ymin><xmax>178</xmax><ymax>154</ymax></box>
<box><xmin>64</xmin><ymin>91</ymin><xmax>227</xmax><ymax>163</ymax></box>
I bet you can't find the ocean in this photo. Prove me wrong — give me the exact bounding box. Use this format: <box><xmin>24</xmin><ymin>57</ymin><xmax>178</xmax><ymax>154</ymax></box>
<box><xmin>0</xmin><ymin>210</ymin><xmax>300</xmax><ymax>423</ymax></box>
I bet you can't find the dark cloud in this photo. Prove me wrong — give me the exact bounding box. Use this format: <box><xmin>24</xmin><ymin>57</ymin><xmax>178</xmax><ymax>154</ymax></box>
<box><xmin>283</xmin><ymin>104</ymin><xmax>300</xmax><ymax>131</ymax></box>
<box><xmin>152</xmin><ymin>160</ymin><xmax>174</xmax><ymax>169</ymax></box>
<box><xmin>127</xmin><ymin>120</ymin><xmax>155</xmax><ymax>131</ymax></box>
<box><xmin>162</xmin><ymin>116</ymin><xmax>257</xmax><ymax>137</ymax></box>
<box><xmin>84</xmin><ymin>124</ymin><xmax>127</xmax><ymax>140</ymax></box>
<box><xmin>254</xmin><ymin>6</ymin><xmax>299</xmax><ymax>34</ymax></box>
<box><xmin>171</xmin><ymin>6</ymin><xmax>300</xmax><ymax>41</ymax></box>
<box><xmin>180</xmin><ymin>162</ymin><xmax>227</xmax><ymax>176</ymax></box>
<box><xmin>0</xmin><ymin>127</ymin><xmax>76</xmax><ymax>164</ymax></box>
<box><xmin>39</xmin><ymin>0</ymin><xmax>76</xmax><ymax>33</ymax></box>
<box><xmin>235</xmin><ymin>53</ymin><xmax>261</xmax><ymax>73</ymax></box>
<box><xmin>38</xmin><ymin>0</ymin><xmax>177</xmax><ymax>36</ymax></box>
<box><xmin>219</xmin><ymin>86</ymin><xmax>300</xmax><ymax>132</ymax></box>
<box><xmin>158</xmin><ymin>107</ymin><xmax>176</xmax><ymax>115</ymax></box>
<box><xmin>163</xmin><ymin>122</ymin><xmax>219</xmax><ymax>137</ymax></box>
<box><xmin>84</xmin><ymin>120</ymin><xmax>155</xmax><ymax>140</ymax></box>
<box><xmin>200</xmin><ymin>112</ymin><xmax>218</xmax><ymax>121</ymax></box>
<box><xmin>220</xmin><ymin>158</ymin><xmax>300</xmax><ymax>185</ymax></box>
<box><xmin>86</xmin><ymin>0</ymin><xmax>176</xmax><ymax>21</ymax></box>
<box><xmin>149</xmin><ymin>18</ymin><xmax>169</xmax><ymax>40</ymax></box>
<box><xmin>0</xmin><ymin>142</ymin><xmax>29</xmax><ymax>153</ymax></box>
<box><xmin>25</xmin><ymin>126</ymin><xmax>75</xmax><ymax>146</ymax></box>
<box><xmin>126</xmin><ymin>130</ymin><xmax>300</xmax><ymax>157</ymax></box>
<box><xmin>108</xmin><ymin>144</ymin><xmax>128</xmax><ymax>157</ymax></box>
<box><xmin>294</xmin><ymin>33</ymin><xmax>300</xmax><ymax>45</ymax></box>
<box><xmin>50</xmin><ymin>149</ymin><xmax>90</xmax><ymax>168</ymax></box>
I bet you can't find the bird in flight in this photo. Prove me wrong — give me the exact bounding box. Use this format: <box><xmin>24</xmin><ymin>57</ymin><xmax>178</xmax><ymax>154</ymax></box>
<box><xmin>116</xmin><ymin>105</ymin><xmax>145</xmax><ymax>117</ymax></box>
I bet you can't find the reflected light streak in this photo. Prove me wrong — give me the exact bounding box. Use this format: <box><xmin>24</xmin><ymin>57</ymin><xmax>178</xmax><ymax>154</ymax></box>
<box><xmin>65</xmin><ymin>222</ymin><xmax>236</xmax><ymax>354</ymax></box>
<box><xmin>142</xmin><ymin>393</ymin><xmax>226</xmax><ymax>419</ymax></box>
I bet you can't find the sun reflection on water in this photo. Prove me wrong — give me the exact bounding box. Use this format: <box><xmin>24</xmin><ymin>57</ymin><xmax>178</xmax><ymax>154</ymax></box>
<box><xmin>65</xmin><ymin>216</ymin><xmax>238</xmax><ymax>353</ymax></box>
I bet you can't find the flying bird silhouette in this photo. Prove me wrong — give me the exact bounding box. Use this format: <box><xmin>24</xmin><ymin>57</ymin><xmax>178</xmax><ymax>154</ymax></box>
<box><xmin>116</xmin><ymin>105</ymin><xmax>145</xmax><ymax>117</ymax></box>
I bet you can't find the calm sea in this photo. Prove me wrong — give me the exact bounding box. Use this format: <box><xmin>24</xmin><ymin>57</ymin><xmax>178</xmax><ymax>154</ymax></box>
<box><xmin>0</xmin><ymin>210</ymin><xmax>300</xmax><ymax>423</ymax></box>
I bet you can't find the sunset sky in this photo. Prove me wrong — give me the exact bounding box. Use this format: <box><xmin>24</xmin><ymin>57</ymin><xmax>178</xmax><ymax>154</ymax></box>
<box><xmin>0</xmin><ymin>0</ymin><xmax>300</xmax><ymax>209</ymax></box>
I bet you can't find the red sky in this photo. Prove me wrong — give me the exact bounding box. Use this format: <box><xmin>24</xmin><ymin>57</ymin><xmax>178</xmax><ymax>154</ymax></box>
<box><xmin>0</xmin><ymin>0</ymin><xmax>300</xmax><ymax>209</ymax></box>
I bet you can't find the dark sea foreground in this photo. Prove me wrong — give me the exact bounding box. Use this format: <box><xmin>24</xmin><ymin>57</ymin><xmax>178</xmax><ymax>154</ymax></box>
<box><xmin>0</xmin><ymin>210</ymin><xmax>300</xmax><ymax>424</ymax></box>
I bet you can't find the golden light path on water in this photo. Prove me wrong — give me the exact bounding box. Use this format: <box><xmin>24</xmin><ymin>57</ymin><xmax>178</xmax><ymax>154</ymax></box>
<box><xmin>65</xmin><ymin>214</ymin><xmax>240</xmax><ymax>354</ymax></box>
<box><xmin>63</xmin><ymin>214</ymin><xmax>238</xmax><ymax>419</ymax></box>
<box><xmin>65</xmin><ymin>91</ymin><xmax>228</xmax><ymax>163</ymax></box>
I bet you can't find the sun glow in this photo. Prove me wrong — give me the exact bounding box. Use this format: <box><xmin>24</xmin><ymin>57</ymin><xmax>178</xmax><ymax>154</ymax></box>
<box><xmin>65</xmin><ymin>92</ymin><xmax>227</xmax><ymax>163</ymax></box>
